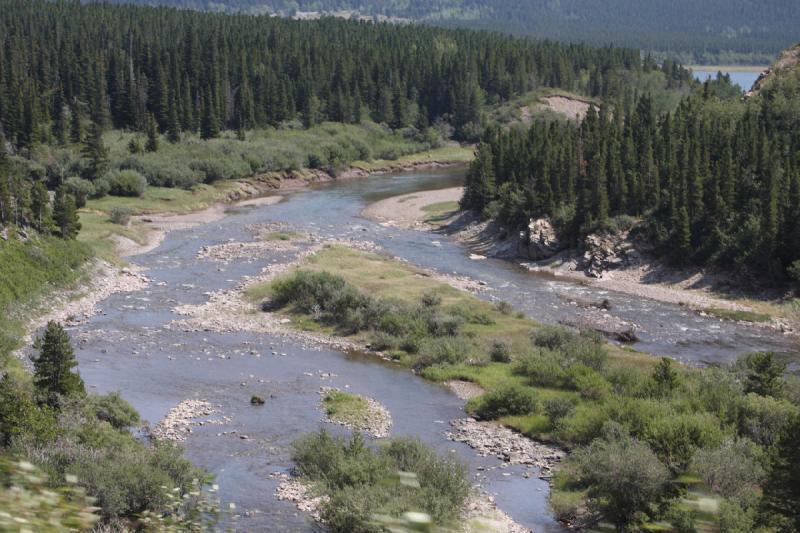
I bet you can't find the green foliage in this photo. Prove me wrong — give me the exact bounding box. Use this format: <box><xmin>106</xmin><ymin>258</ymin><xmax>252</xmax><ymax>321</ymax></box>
<box><xmin>465</xmin><ymin>65</ymin><xmax>800</xmax><ymax>284</ymax></box>
<box><xmin>737</xmin><ymin>351</ymin><xmax>786</xmax><ymax>397</ymax></box>
<box><xmin>32</xmin><ymin>321</ymin><xmax>85</xmax><ymax>406</ymax></box>
<box><xmin>106</xmin><ymin>169</ymin><xmax>147</xmax><ymax>197</ymax></box>
<box><xmin>292</xmin><ymin>430</ymin><xmax>469</xmax><ymax>532</ymax></box>
<box><xmin>0</xmin><ymin>237</ymin><xmax>91</xmax><ymax>357</ymax></box>
<box><xmin>0</xmin><ymin>458</ymin><xmax>99</xmax><ymax>531</ymax></box>
<box><xmin>488</xmin><ymin>339</ymin><xmax>511</xmax><ymax>363</ymax></box>
<box><xmin>90</xmin><ymin>392</ymin><xmax>140</xmax><ymax>430</ymax></box>
<box><xmin>543</xmin><ymin>397</ymin><xmax>576</xmax><ymax>425</ymax></box>
<box><xmin>52</xmin><ymin>187</ymin><xmax>81</xmax><ymax>239</ymax></box>
<box><xmin>692</xmin><ymin>438</ymin><xmax>766</xmax><ymax>506</ymax></box>
<box><xmin>564</xmin><ymin>423</ymin><xmax>670</xmax><ymax>530</ymax></box>
<box><xmin>109</xmin><ymin>206</ymin><xmax>132</xmax><ymax>226</ymax></box>
<box><xmin>473</xmin><ymin>385</ymin><xmax>537</xmax><ymax>420</ymax></box>
<box><xmin>0</xmin><ymin>373</ymin><xmax>56</xmax><ymax>447</ymax></box>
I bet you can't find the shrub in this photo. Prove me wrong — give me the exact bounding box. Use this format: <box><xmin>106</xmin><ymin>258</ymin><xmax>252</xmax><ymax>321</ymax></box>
<box><xmin>270</xmin><ymin>271</ymin><xmax>369</xmax><ymax>326</ymax></box>
<box><xmin>420</xmin><ymin>291</ymin><xmax>442</xmax><ymax>308</ymax></box>
<box><xmin>90</xmin><ymin>392</ymin><xmax>140</xmax><ymax>430</ymax></box>
<box><xmin>106</xmin><ymin>169</ymin><xmax>147</xmax><ymax>197</ymax></box>
<box><xmin>544</xmin><ymin>397</ymin><xmax>576</xmax><ymax>425</ymax></box>
<box><xmin>292</xmin><ymin>430</ymin><xmax>469</xmax><ymax>532</ymax></box>
<box><xmin>566</xmin><ymin>423</ymin><xmax>670</xmax><ymax>530</ymax></box>
<box><xmin>109</xmin><ymin>207</ymin><xmax>131</xmax><ymax>226</ymax></box>
<box><xmin>644</xmin><ymin>412</ymin><xmax>725</xmax><ymax>473</ymax></box>
<box><xmin>555</xmin><ymin>406</ymin><xmax>608</xmax><ymax>446</ymax></box>
<box><xmin>489</xmin><ymin>339</ymin><xmax>512</xmax><ymax>363</ymax></box>
<box><xmin>416</xmin><ymin>336</ymin><xmax>472</xmax><ymax>368</ymax></box>
<box><xmin>63</xmin><ymin>177</ymin><xmax>95</xmax><ymax>208</ymax></box>
<box><xmin>92</xmin><ymin>177</ymin><xmax>111</xmax><ymax>198</ymax></box>
<box><xmin>737</xmin><ymin>393</ymin><xmax>797</xmax><ymax>447</ymax></box>
<box><xmin>567</xmin><ymin>365</ymin><xmax>612</xmax><ymax>400</ymax></box>
<box><xmin>474</xmin><ymin>385</ymin><xmax>537</xmax><ymax>420</ymax></box>
<box><xmin>531</xmin><ymin>325</ymin><xmax>576</xmax><ymax>350</ymax></box>
<box><xmin>493</xmin><ymin>300</ymin><xmax>514</xmax><ymax>315</ymax></box>
<box><xmin>512</xmin><ymin>349</ymin><xmax>567</xmax><ymax>388</ymax></box>
<box><xmin>692</xmin><ymin>439</ymin><xmax>766</xmax><ymax>505</ymax></box>
<box><xmin>367</xmin><ymin>331</ymin><xmax>401</xmax><ymax>352</ymax></box>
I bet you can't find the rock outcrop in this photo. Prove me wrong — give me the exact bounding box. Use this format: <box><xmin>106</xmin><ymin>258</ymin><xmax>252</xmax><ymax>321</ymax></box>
<box><xmin>581</xmin><ymin>230</ymin><xmax>641</xmax><ymax>278</ymax></box>
<box><xmin>518</xmin><ymin>218</ymin><xmax>561</xmax><ymax>260</ymax></box>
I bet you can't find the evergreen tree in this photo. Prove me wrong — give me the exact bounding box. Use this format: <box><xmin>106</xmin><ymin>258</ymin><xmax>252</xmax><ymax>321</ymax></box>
<box><xmin>52</xmin><ymin>187</ymin><xmax>81</xmax><ymax>239</ymax></box>
<box><xmin>145</xmin><ymin>113</ymin><xmax>159</xmax><ymax>152</ymax></box>
<box><xmin>32</xmin><ymin>321</ymin><xmax>85</xmax><ymax>407</ymax></box>
<box><xmin>82</xmin><ymin>121</ymin><xmax>109</xmax><ymax>181</ymax></box>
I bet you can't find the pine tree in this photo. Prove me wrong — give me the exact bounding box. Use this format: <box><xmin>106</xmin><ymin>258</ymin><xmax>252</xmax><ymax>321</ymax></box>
<box><xmin>167</xmin><ymin>96</ymin><xmax>181</xmax><ymax>143</ymax></box>
<box><xmin>82</xmin><ymin>121</ymin><xmax>108</xmax><ymax>181</ymax></box>
<box><xmin>70</xmin><ymin>105</ymin><xmax>84</xmax><ymax>144</ymax></box>
<box><xmin>145</xmin><ymin>113</ymin><xmax>159</xmax><ymax>152</ymax></box>
<box><xmin>32</xmin><ymin>321</ymin><xmax>85</xmax><ymax>407</ymax></box>
<box><xmin>30</xmin><ymin>181</ymin><xmax>52</xmax><ymax>233</ymax></box>
<box><xmin>52</xmin><ymin>187</ymin><xmax>81</xmax><ymax>239</ymax></box>
<box><xmin>200</xmin><ymin>89</ymin><xmax>219</xmax><ymax>140</ymax></box>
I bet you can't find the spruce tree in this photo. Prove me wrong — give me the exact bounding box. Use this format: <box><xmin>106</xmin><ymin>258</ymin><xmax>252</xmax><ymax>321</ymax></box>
<box><xmin>32</xmin><ymin>321</ymin><xmax>85</xmax><ymax>407</ymax></box>
<box><xmin>52</xmin><ymin>187</ymin><xmax>81</xmax><ymax>239</ymax></box>
<box><xmin>145</xmin><ymin>113</ymin><xmax>159</xmax><ymax>152</ymax></box>
<box><xmin>82</xmin><ymin>121</ymin><xmax>109</xmax><ymax>180</ymax></box>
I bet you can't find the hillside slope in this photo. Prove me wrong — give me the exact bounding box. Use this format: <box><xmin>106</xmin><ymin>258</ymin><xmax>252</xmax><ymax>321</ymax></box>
<box><xmin>94</xmin><ymin>0</ymin><xmax>800</xmax><ymax>61</ymax></box>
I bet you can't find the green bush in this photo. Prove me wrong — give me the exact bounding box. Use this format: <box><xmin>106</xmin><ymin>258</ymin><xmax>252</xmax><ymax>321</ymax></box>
<box><xmin>512</xmin><ymin>349</ymin><xmax>568</xmax><ymax>388</ymax></box>
<box><xmin>567</xmin><ymin>365</ymin><xmax>612</xmax><ymax>400</ymax></box>
<box><xmin>63</xmin><ymin>177</ymin><xmax>95</xmax><ymax>208</ymax></box>
<box><xmin>416</xmin><ymin>336</ymin><xmax>473</xmax><ymax>368</ymax></box>
<box><xmin>644</xmin><ymin>412</ymin><xmax>725</xmax><ymax>473</ymax></box>
<box><xmin>292</xmin><ymin>430</ymin><xmax>469</xmax><ymax>532</ymax></box>
<box><xmin>109</xmin><ymin>206</ymin><xmax>132</xmax><ymax>225</ymax></box>
<box><xmin>489</xmin><ymin>339</ymin><xmax>512</xmax><ymax>363</ymax></box>
<box><xmin>565</xmin><ymin>423</ymin><xmax>670</xmax><ymax>530</ymax></box>
<box><xmin>544</xmin><ymin>397</ymin><xmax>576</xmax><ymax>425</ymax></box>
<box><xmin>474</xmin><ymin>385</ymin><xmax>538</xmax><ymax>420</ymax></box>
<box><xmin>106</xmin><ymin>169</ymin><xmax>147</xmax><ymax>197</ymax></box>
<box><xmin>531</xmin><ymin>325</ymin><xmax>576</xmax><ymax>350</ymax></box>
<box><xmin>692</xmin><ymin>438</ymin><xmax>766</xmax><ymax>505</ymax></box>
<box><xmin>90</xmin><ymin>392</ymin><xmax>140</xmax><ymax>430</ymax></box>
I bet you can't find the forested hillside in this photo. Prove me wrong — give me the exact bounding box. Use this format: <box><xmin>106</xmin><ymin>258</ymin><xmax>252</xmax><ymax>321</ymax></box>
<box><xmin>462</xmin><ymin>52</ymin><xmax>800</xmax><ymax>287</ymax></box>
<box><xmin>93</xmin><ymin>0</ymin><xmax>800</xmax><ymax>63</ymax></box>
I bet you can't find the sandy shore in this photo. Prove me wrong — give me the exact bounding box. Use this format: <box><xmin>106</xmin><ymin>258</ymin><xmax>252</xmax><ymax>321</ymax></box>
<box><xmin>361</xmin><ymin>187</ymin><xmax>463</xmax><ymax>229</ymax></box>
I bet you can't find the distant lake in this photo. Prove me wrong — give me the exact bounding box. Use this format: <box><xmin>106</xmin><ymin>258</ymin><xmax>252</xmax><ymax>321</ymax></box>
<box><xmin>691</xmin><ymin>68</ymin><xmax>763</xmax><ymax>91</ymax></box>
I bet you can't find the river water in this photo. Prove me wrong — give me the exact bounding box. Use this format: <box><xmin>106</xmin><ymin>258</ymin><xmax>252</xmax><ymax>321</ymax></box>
<box><xmin>70</xmin><ymin>167</ymin><xmax>797</xmax><ymax>531</ymax></box>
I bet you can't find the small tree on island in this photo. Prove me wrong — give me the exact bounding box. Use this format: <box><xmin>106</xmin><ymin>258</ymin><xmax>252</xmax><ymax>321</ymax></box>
<box><xmin>32</xmin><ymin>321</ymin><xmax>85</xmax><ymax>407</ymax></box>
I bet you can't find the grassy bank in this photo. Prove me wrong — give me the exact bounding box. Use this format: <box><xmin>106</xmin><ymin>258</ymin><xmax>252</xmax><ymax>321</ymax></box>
<box><xmin>0</xmin><ymin>236</ymin><xmax>93</xmax><ymax>366</ymax></box>
<box><xmin>72</xmin><ymin>123</ymin><xmax>472</xmax><ymax>262</ymax></box>
<box><xmin>251</xmin><ymin>245</ymin><xmax>800</xmax><ymax>532</ymax></box>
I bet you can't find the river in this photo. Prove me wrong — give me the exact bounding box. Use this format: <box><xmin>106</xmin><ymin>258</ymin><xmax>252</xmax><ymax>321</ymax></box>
<box><xmin>68</xmin><ymin>167</ymin><xmax>797</xmax><ymax>531</ymax></box>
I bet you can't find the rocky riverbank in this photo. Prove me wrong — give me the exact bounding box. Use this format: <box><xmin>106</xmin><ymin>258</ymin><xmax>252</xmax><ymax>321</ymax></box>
<box><xmin>362</xmin><ymin>188</ymin><xmax>798</xmax><ymax>335</ymax></box>
<box><xmin>16</xmin><ymin>260</ymin><xmax>151</xmax><ymax>362</ymax></box>
<box><xmin>446</xmin><ymin>418</ymin><xmax>565</xmax><ymax>478</ymax></box>
<box><xmin>151</xmin><ymin>399</ymin><xmax>221</xmax><ymax>442</ymax></box>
